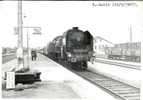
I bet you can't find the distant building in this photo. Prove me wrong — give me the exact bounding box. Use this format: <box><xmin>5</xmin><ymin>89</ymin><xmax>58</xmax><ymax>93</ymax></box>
<box><xmin>94</xmin><ymin>36</ymin><xmax>114</xmax><ymax>58</ymax></box>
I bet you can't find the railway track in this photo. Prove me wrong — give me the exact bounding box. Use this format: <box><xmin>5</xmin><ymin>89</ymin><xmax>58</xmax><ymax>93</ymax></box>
<box><xmin>75</xmin><ymin>70</ymin><xmax>140</xmax><ymax>100</ymax></box>
<box><xmin>2</xmin><ymin>52</ymin><xmax>27</xmax><ymax>64</ymax></box>
<box><xmin>95</xmin><ymin>59</ymin><xmax>141</xmax><ymax>70</ymax></box>
<box><xmin>2</xmin><ymin>53</ymin><xmax>16</xmax><ymax>64</ymax></box>
<box><xmin>44</xmin><ymin>55</ymin><xmax>140</xmax><ymax>100</ymax></box>
<box><xmin>58</xmin><ymin>60</ymin><xmax>140</xmax><ymax>100</ymax></box>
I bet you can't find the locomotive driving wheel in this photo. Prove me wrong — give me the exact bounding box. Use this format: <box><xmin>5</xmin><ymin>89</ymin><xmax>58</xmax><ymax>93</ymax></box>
<box><xmin>70</xmin><ymin>61</ymin><xmax>87</xmax><ymax>70</ymax></box>
<box><xmin>70</xmin><ymin>62</ymin><xmax>78</xmax><ymax>70</ymax></box>
<box><xmin>80</xmin><ymin>61</ymin><xmax>87</xmax><ymax>70</ymax></box>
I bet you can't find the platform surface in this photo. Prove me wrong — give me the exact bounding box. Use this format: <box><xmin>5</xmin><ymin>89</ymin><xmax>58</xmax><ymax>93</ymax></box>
<box><xmin>2</xmin><ymin>53</ymin><xmax>117</xmax><ymax>99</ymax></box>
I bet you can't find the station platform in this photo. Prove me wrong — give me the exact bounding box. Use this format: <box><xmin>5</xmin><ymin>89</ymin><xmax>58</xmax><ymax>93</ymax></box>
<box><xmin>2</xmin><ymin>53</ymin><xmax>117</xmax><ymax>99</ymax></box>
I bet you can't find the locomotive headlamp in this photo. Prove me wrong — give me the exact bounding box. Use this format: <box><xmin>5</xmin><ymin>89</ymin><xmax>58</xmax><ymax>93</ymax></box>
<box><xmin>67</xmin><ymin>52</ymin><xmax>72</xmax><ymax>57</ymax></box>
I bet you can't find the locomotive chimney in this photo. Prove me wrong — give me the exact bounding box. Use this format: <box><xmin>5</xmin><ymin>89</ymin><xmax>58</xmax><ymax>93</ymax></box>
<box><xmin>73</xmin><ymin>27</ymin><xmax>78</xmax><ymax>30</ymax></box>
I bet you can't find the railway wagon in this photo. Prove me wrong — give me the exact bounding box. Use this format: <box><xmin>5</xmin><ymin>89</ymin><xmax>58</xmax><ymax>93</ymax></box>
<box><xmin>43</xmin><ymin>46</ymin><xmax>48</xmax><ymax>55</ymax></box>
<box><xmin>105</xmin><ymin>42</ymin><xmax>141</xmax><ymax>62</ymax></box>
<box><xmin>47</xmin><ymin>27</ymin><xmax>94</xmax><ymax>70</ymax></box>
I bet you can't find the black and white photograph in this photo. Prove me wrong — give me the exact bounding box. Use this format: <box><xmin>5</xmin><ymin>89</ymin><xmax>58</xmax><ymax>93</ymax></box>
<box><xmin>0</xmin><ymin>1</ymin><xmax>142</xmax><ymax>100</ymax></box>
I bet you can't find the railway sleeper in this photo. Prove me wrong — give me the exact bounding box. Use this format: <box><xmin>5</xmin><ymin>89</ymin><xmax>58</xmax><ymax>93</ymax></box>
<box><xmin>121</xmin><ymin>94</ymin><xmax>139</xmax><ymax>97</ymax></box>
<box><xmin>96</xmin><ymin>81</ymin><xmax>122</xmax><ymax>85</ymax></box>
<box><xmin>93</xmin><ymin>79</ymin><xmax>110</xmax><ymax>81</ymax></box>
<box><xmin>124</xmin><ymin>95</ymin><xmax>140</xmax><ymax>97</ymax></box>
<box><xmin>95</xmin><ymin>80</ymin><xmax>115</xmax><ymax>82</ymax></box>
<box><xmin>97</xmin><ymin>81</ymin><xmax>133</xmax><ymax>88</ymax></box>
<box><xmin>107</xmin><ymin>86</ymin><xmax>133</xmax><ymax>89</ymax></box>
<box><xmin>117</xmin><ymin>92</ymin><xmax>139</xmax><ymax>95</ymax></box>
<box><xmin>126</xmin><ymin>98</ymin><xmax>140</xmax><ymax>100</ymax></box>
<box><xmin>113</xmin><ymin>89</ymin><xmax>140</xmax><ymax>93</ymax></box>
<box><xmin>87</xmin><ymin>76</ymin><xmax>109</xmax><ymax>81</ymax></box>
<box><xmin>123</xmin><ymin>95</ymin><xmax>140</xmax><ymax>99</ymax></box>
<box><xmin>102</xmin><ymin>84</ymin><xmax>129</xmax><ymax>88</ymax></box>
<box><xmin>81</xmin><ymin>74</ymin><xmax>99</xmax><ymax>79</ymax></box>
<box><xmin>107</xmin><ymin>88</ymin><xmax>134</xmax><ymax>93</ymax></box>
<box><xmin>95</xmin><ymin>81</ymin><xmax>121</xmax><ymax>85</ymax></box>
<box><xmin>85</xmin><ymin>73</ymin><xmax>106</xmax><ymax>79</ymax></box>
<box><xmin>112</xmin><ymin>88</ymin><xmax>139</xmax><ymax>92</ymax></box>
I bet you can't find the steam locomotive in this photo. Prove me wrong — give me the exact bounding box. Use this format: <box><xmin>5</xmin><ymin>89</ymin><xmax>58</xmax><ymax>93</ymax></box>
<box><xmin>43</xmin><ymin>27</ymin><xmax>94</xmax><ymax>70</ymax></box>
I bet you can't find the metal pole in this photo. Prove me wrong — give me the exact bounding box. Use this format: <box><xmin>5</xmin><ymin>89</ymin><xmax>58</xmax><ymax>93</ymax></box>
<box><xmin>130</xmin><ymin>26</ymin><xmax>132</xmax><ymax>43</ymax></box>
<box><xmin>16</xmin><ymin>0</ymin><xmax>24</xmax><ymax>71</ymax></box>
<box><xmin>130</xmin><ymin>26</ymin><xmax>132</xmax><ymax>61</ymax></box>
<box><xmin>27</xmin><ymin>29</ymin><xmax>30</xmax><ymax>69</ymax></box>
<box><xmin>25</xmin><ymin>26</ymin><xmax>41</xmax><ymax>70</ymax></box>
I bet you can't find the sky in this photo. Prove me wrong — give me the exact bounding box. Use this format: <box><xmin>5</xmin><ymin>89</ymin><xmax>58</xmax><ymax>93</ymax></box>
<box><xmin>0</xmin><ymin>1</ymin><xmax>143</xmax><ymax>48</ymax></box>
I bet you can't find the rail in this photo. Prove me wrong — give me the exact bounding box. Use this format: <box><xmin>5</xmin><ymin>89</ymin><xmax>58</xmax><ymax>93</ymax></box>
<box><xmin>2</xmin><ymin>53</ymin><xmax>15</xmax><ymax>57</ymax></box>
<box><xmin>94</xmin><ymin>58</ymin><xmax>141</xmax><ymax>70</ymax></box>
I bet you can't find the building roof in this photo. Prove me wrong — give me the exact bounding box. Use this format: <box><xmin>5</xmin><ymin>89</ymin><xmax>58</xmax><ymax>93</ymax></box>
<box><xmin>95</xmin><ymin>36</ymin><xmax>114</xmax><ymax>45</ymax></box>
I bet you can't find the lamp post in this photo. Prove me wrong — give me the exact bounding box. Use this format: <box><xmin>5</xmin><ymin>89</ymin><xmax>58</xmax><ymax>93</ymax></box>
<box><xmin>27</xmin><ymin>28</ymin><xmax>29</xmax><ymax>69</ymax></box>
<box><xmin>129</xmin><ymin>26</ymin><xmax>133</xmax><ymax>61</ymax></box>
<box><xmin>130</xmin><ymin>26</ymin><xmax>132</xmax><ymax>43</ymax></box>
<box><xmin>23</xmin><ymin>26</ymin><xmax>41</xmax><ymax>69</ymax></box>
<box><xmin>14</xmin><ymin>26</ymin><xmax>41</xmax><ymax>70</ymax></box>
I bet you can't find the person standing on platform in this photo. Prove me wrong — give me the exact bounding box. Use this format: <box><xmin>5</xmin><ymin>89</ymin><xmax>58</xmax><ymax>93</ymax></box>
<box><xmin>31</xmin><ymin>50</ymin><xmax>37</xmax><ymax>61</ymax></box>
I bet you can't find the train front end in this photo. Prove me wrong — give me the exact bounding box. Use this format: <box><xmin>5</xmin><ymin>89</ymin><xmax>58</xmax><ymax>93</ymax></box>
<box><xmin>65</xmin><ymin>27</ymin><xmax>93</xmax><ymax>69</ymax></box>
